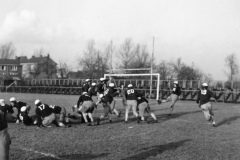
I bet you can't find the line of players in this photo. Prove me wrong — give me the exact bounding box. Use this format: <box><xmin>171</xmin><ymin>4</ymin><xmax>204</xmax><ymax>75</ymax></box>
<box><xmin>0</xmin><ymin>77</ymin><xmax>158</xmax><ymax>128</ymax></box>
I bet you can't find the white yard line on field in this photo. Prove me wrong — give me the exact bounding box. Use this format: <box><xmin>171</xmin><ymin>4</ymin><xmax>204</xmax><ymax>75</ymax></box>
<box><xmin>20</xmin><ymin>147</ymin><xmax>61</xmax><ymax>159</ymax></box>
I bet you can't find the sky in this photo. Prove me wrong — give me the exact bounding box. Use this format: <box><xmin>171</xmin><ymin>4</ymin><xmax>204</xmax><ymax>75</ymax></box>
<box><xmin>0</xmin><ymin>0</ymin><xmax>240</xmax><ymax>80</ymax></box>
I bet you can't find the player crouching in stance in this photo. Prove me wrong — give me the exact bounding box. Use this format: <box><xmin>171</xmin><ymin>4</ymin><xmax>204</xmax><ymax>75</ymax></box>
<box><xmin>35</xmin><ymin>100</ymin><xmax>64</xmax><ymax>128</ymax></box>
<box><xmin>77</xmin><ymin>92</ymin><xmax>96</xmax><ymax>126</ymax></box>
<box><xmin>125</xmin><ymin>84</ymin><xmax>139</xmax><ymax>123</ymax></box>
<box><xmin>9</xmin><ymin>97</ymin><xmax>31</xmax><ymax>124</ymax></box>
<box><xmin>137</xmin><ymin>93</ymin><xmax>157</xmax><ymax>123</ymax></box>
<box><xmin>158</xmin><ymin>81</ymin><xmax>181</xmax><ymax>116</ymax></box>
<box><xmin>196</xmin><ymin>83</ymin><xmax>217</xmax><ymax>127</ymax></box>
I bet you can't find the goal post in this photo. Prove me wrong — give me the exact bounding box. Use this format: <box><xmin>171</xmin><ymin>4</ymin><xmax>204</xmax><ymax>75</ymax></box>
<box><xmin>104</xmin><ymin>73</ymin><xmax>160</xmax><ymax>100</ymax></box>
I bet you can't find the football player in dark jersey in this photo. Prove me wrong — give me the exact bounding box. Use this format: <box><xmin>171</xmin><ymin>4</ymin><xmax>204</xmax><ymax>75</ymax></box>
<box><xmin>77</xmin><ymin>92</ymin><xmax>96</xmax><ymax>126</ymax></box>
<box><xmin>103</xmin><ymin>83</ymin><xmax>121</xmax><ymax>117</ymax></box>
<box><xmin>196</xmin><ymin>83</ymin><xmax>216</xmax><ymax>127</ymax></box>
<box><xmin>35</xmin><ymin>100</ymin><xmax>64</xmax><ymax>127</ymax></box>
<box><xmin>88</xmin><ymin>83</ymin><xmax>97</xmax><ymax>98</ymax></box>
<box><xmin>19</xmin><ymin>106</ymin><xmax>35</xmax><ymax>126</ymax></box>
<box><xmin>158</xmin><ymin>81</ymin><xmax>181</xmax><ymax>116</ymax></box>
<box><xmin>0</xmin><ymin>99</ymin><xmax>16</xmax><ymax>123</ymax></box>
<box><xmin>125</xmin><ymin>84</ymin><xmax>139</xmax><ymax>123</ymax></box>
<box><xmin>0</xmin><ymin>110</ymin><xmax>11</xmax><ymax>160</ymax></box>
<box><xmin>82</xmin><ymin>79</ymin><xmax>91</xmax><ymax>93</ymax></box>
<box><xmin>137</xmin><ymin>93</ymin><xmax>157</xmax><ymax>123</ymax></box>
<box><xmin>9</xmin><ymin>97</ymin><xmax>31</xmax><ymax>123</ymax></box>
<box><xmin>96</xmin><ymin>78</ymin><xmax>108</xmax><ymax>105</ymax></box>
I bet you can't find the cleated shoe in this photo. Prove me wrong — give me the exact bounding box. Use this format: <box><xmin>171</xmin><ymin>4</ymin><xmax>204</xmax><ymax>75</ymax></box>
<box><xmin>96</xmin><ymin>118</ymin><xmax>100</xmax><ymax>125</ymax></box>
<box><xmin>137</xmin><ymin>116</ymin><xmax>141</xmax><ymax>123</ymax></box>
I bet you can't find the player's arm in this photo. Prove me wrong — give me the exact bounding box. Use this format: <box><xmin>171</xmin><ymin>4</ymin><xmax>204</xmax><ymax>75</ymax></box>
<box><xmin>77</xmin><ymin>96</ymin><xmax>83</xmax><ymax>108</ymax></box>
<box><xmin>209</xmin><ymin>91</ymin><xmax>217</xmax><ymax>102</ymax></box>
<box><xmin>7</xmin><ymin>105</ymin><xmax>14</xmax><ymax>114</ymax></box>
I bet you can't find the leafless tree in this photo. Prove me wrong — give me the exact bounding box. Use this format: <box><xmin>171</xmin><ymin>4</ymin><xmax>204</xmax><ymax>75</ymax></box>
<box><xmin>78</xmin><ymin>40</ymin><xmax>110</xmax><ymax>79</ymax></box>
<box><xmin>57</xmin><ymin>60</ymin><xmax>72</xmax><ymax>79</ymax></box>
<box><xmin>42</xmin><ymin>54</ymin><xmax>57</xmax><ymax>79</ymax></box>
<box><xmin>117</xmin><ymin>38</ymin><xmax>136</xmax><ymax>69</ymax></box>
<box><xmin>224</xmin><ymin>53</ymin><xmax>239</xmax><ymax>85</ymax></box>
<box><xmin>0</xmin><ymin>42</ymin><xmax>16</xmax><ymax>59</ymax></box>
<box><xmin>27</xmin><ymin>63</ymin><xmax>42</xmax><ymax>79</ymax></box>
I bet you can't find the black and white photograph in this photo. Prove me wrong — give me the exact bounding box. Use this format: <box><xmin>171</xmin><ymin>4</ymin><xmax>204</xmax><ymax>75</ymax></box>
<box><xmin>0</xmin><ymin>0</ymin><xmax>240</xmax><ymax>159</ymax></box>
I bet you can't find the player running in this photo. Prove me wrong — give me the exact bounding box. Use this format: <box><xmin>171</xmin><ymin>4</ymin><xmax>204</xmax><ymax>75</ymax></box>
<box><xmin>96</xmin><ymin>78</ymin><xmax>107</xmax><ymax>105</ymax></box>
<box><xmin>9</xmin><ymin>97</ymin><xmax>31</xmax><ymax>123</ymax></box>
<box><xmin>196</xmin><ymin>83</ymin><xmax>217</xmax><ymax>127</ymax></box>
<box><xmin>125</xmin><ymin>84</ymin><xmax>139</xmax><ymax>123</ymax></box>
<box><xmin>137</xmin><ymin>93</ymin><xmax>158</xmax><ymax>123</ymax></box>
<box><xmin>158</xmin><ymin>81</ymin><xmax>181</xmax><ymax>116</ymax></box>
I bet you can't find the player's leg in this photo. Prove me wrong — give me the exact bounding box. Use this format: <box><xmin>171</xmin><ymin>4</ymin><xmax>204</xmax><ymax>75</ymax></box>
<box><xmin>59</xmin><ymin>106</ymin><xmax>67</xmax><ymax>123</ymax></box>
<box><xmin>0</xmin><ymin>128</ymin><xmax>11</xmax><ymax>160</ymax></box>
<box><xmin>207</xmin><ymin>102</ymin><xmax>216</xmax><ymax>126</ymax></box>
<box><xmin>138</xmin><ymin>102</ymin><xmax>147</xmax><ymax>123</ymax></box>
<box><xmin>145</xmin><ymin>104</ymin><xmax>157</xmax><ymax>122</ymax></box>
<box><xmin>125</xmin><ymin>100</ymin><xmax>131</xmax><ymax>122</ymax></box>
<box><xmin>200</xmin><ymin>104</ymin><xmax>213</xmax><ymax>125</ymax></box>
<box><xmin>168</xmin><ymin>94</ymin><xmax>178</xmax><ymax>116</ymax></box>
<box><xmin>131</xmin><ymin>100</ymin><xmax>139</xmax><ymax>118</ymax></box>
<box><xmin>110</xmin><ymin>100</ymin><xmax>121</xmax><ymax>117</ymax></box>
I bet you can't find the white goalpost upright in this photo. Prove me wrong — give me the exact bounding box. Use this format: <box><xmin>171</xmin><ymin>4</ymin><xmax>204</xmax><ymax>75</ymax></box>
<box><xmin>104</xmin><ymin>72</ymin><xmax>160</xmax><ymax>100</ymax></box>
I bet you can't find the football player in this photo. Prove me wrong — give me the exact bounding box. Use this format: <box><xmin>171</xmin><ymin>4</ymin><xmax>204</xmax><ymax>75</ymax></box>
<box><xmin>0</xmin><ymin>110</ymin><xmax>11</xmax><ymax>160</ymax></box>
<box><xmin>35</xmin><ymin>100</ymin><xmax>64</xmax><ymax>127</ymax></box>
<box><xmin>0</xmin><ymin>99</ymin><xmax>16</xmax><ymax>123</ymax></box>
<box><xmin>49</xmin><ymin>105</ymin><xmax>67</xmax><ymax>123</ymax></box>
<box><xmin>103</xmin><ymin>83</ymin><xmax>121</xmax><ymax>117</ymax></box>
<box><xmin>158</xmin><ymin>81</ymin><xmax>181</xmax><ymax>116</ymax></box>
<box><xmin>9</xmin><ymin>97</ymin><xmax>31</xmax><ymax>123</ymax></box>
<box><xmin>77</xmin><ymin>92</ymin><xmax>96</xmax><ymax>126</ymax></box>
<box><xmin>137</xmin><ymin>93</ymin><xmax>157</xmax><ymax>123</ymax></box>
<box><xmin>82</xmin><ymin>79</ymin><xmax>91</xmax><ymax>93</ymax></box>
<box><xmin>96</xmin><ymin>78</ymin><xmax>107</xmax><ymax>105</ymax></box>
<box><xmin>19</xmin><ymin>106</ymin><xmax>35</xmax><ymax>126</ymax></box>
<box><xmin>88</xmin><ymin>83</ymin><xmax>97</xmax><ymax>98</ymax></box>
<box><xmin>125</xmin><ymin>84</ymin><xmax>139</xmax><ymax>123</ymax></box>
<box><xmin>196</xmin><ymin>83</ymin><xmax>216</xmax><ymax>127</ymax></box>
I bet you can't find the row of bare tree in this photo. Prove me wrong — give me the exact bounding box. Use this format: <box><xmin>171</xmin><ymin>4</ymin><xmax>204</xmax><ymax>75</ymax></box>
<box><xmin>78</xmin><ymin>38</ymin><xmax>239</xmax><ymax>84</ymax></box>
<box><xmin>0</xmin><ymin>40</ymin><xmax>239</xmax><ymax>83</ymax></box>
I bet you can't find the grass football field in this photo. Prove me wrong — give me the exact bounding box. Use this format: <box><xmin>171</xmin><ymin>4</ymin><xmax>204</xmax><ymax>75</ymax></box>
<box><xmin>1</xmin><ymin>92</ymin><xmax>240</xmax><ymax>160</ymax></box>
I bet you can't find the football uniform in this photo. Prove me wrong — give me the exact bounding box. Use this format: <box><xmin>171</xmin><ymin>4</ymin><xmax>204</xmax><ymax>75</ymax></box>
<box><xmin>50</xmin><ymin>105</ymin><xmax>67</xmax><ymax>123</ymax></box>
<box><xmin>19</xmin><ymin>111</ymin><xmax>34</xmax><ymax>126</ymax></box>
<box><xmin>77</xmin><ymin>94</ymin><xmax>95</xmax><ymax>113</ymax></box>
<box><xmin>11</xmin><ymin>101</ymin><xmax>29</xmax><ymax>121</ymax></box>
<box><xmin>0</xmin><ymin>111</ymin><xmax>11</xmax><ymax>160</ymax></box>
<box><xmin>124</xmin><ymin>88</ymin><xmax>139</xmax><ymax>121</ymax></box>
<box><xmin>0</xmin><ymin>104</ymin><xmax>15</xmax><ymax>122</ymax></box>
<box><xmin>35</xmin><ymin>103</ymin><xmax>57</xmax><ymax>127</ymax></box>
<box><xmin>82</xmin><ymin>83</ymin><xmax>90</xmax><ymax>93</ymax></box>
<box><xmin>196</xmin><ymin>89</ymin><xmax>215</xmax><ymax>121</ymax></box>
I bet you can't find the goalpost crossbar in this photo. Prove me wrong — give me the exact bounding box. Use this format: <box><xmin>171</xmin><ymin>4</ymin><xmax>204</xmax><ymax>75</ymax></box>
<box><xmin>104</xmin><ymin>73</ymin><xmax>160</xmax><ymax>100</ymax></box>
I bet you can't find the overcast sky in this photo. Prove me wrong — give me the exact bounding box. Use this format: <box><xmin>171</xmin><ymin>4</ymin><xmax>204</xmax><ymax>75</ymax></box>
<box><xmin>0</xmin><ymin>0</ymin><xmax>240</xmax><ymax>80</ymax></box>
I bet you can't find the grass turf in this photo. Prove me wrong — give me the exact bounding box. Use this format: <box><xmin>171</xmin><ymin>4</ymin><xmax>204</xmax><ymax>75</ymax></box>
<box><xmin>1</xmin><ymin>92</ymin><xmax>240</xmax><ymax>160</ymax></box>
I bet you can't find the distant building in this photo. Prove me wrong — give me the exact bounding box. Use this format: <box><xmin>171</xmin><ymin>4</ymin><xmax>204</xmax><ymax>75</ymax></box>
<box><xmin>0</xmin><ymin>59</ymin><xmax>22</xmax><ymax>86</ymax></box>
<box><xmin>17</xmin><ymin>55</ymin><xmax>57</xmax><ymax>79</ymax></box>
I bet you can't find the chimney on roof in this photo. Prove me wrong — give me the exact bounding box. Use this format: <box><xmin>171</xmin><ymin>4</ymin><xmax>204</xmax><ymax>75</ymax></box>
<box><xmin>32</xmin><ymin>56</ymin><xmax>35</xmax><ymax>58</ymax></box>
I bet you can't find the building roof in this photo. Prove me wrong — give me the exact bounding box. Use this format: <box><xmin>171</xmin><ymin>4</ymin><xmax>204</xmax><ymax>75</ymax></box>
<box><xmin>0</xmin><ymin>59</ymin><xmax>21</xmax><ymax>65</ymax></box>
<box><xmin>17</xmin><ymin>56</ymin><xmax>28</xmax><ymax>63</ymax></box>
<box><xmin>20</xmin><ymin>55</ymin><xmax>57</xmax><ymax>65</ymax></box>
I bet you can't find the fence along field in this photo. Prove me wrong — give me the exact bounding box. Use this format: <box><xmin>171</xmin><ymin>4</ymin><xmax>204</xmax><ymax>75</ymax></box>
<box><xmin>3</xmin><ymin>79</ymin><xmax>240</xmax><ymax>103</ymax></box>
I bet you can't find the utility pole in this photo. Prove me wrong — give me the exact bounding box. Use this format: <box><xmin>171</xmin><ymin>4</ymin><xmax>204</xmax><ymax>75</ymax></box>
<box><xmin>150</xmin><ymin>37</ymin><xmax>154</xmax><ymax>98</ymax></box>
